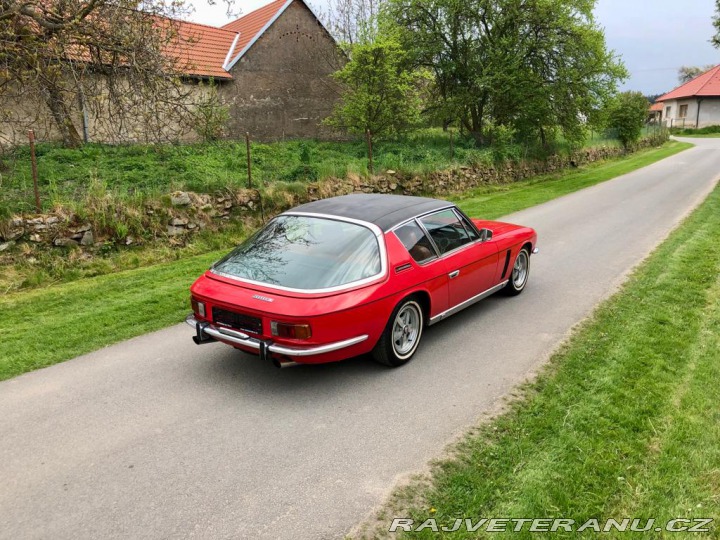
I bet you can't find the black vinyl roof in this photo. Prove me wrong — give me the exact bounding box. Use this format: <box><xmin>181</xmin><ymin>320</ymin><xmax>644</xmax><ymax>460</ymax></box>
<box><xmin>288</xmin><ymin>194</ymin><xmax>453</xmax><ymax>232</ymax></box>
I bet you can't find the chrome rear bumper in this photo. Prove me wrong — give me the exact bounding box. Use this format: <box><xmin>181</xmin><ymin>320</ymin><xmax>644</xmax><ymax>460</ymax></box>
<box><xmin>185</xmin><ymin>315</ymin><xmax>368</xmax><ymax>358</ymax></box>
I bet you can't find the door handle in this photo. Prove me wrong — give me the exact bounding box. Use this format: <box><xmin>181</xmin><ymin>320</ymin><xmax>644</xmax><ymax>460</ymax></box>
<box><xmin>449</xmin><ymin>270</ymin><xmax>460</xmax><ymax>279</ymax></box>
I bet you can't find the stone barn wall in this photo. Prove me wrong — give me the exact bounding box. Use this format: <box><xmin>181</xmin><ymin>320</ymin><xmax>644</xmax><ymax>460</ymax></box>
<box><xmin>221</xmin><ymin>1</ymin><xmax>345</xmax><ymax>141</ymax></box>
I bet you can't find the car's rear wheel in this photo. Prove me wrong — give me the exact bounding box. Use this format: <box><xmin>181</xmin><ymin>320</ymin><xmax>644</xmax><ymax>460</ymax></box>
<box><xmin>503</xmin><ymin>247</ymin><xmax>530</xmax><ymax>296</ymax></box>
<box><xmin>372</xmin><ymin>297</ymin><xmax>424</xmax><ymax>367</ymax></box>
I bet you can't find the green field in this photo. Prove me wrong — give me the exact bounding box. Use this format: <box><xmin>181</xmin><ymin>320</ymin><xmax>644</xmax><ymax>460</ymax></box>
<box><xmin>373</xmin><ymin>183</ymin><xmax>720</xmax><ymax>539</ymax></box>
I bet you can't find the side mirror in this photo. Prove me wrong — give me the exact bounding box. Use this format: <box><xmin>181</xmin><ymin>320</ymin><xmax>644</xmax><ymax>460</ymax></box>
<box><xmin>479</xmin><ymin>228</ymin><xmax>493</xmax><ymax>242</ymax></box>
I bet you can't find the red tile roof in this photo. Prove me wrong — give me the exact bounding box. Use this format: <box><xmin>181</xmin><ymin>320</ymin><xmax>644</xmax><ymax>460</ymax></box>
<box><xmin>649</xmin><ymin>102</ymin><xmax>664</xmax><ymax>112</ymax></box>
<box><xmin>657</xmin><ymin>64</ymin><xmax>720</xmax><ymax>101</ymax></box>
<box><xmin>164</xmin><ymin>20</ymin><xmax>239</xmax><ymax>79</ymax></box>
<box><xmin>222</xmin><ymin>0</ymin><xmax>290</xmax><ymax>64</ymax></box>
<box><xmin>47</xmin><ymin>1</ymin><xmax>302</xmax><ymax>80</ymax></box>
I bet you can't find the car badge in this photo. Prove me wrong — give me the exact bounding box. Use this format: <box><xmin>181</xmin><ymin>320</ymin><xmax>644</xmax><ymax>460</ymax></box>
<box><xmin>252</xmin><ymin>294</ymin><xmax>274</xmax><ymax>303</ymax></box>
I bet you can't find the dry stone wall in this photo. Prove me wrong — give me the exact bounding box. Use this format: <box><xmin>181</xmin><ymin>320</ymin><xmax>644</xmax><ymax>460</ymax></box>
<box><xmin>0</xmin><ymin>144</ymin><xmax>648</xmax><ymax>252</ymax></box>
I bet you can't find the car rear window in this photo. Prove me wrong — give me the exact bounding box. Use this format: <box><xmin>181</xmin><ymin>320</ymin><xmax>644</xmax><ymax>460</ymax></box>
<box><xmin>212</xmin><ymin>216</ymin><xmax>382</xmax><ymax>290</ymax></box>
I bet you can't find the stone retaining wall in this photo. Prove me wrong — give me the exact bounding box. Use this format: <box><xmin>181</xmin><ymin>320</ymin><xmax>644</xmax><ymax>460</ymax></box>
<box><xmin>0</xmin><ymin>143</ymin><xmax>652</xmax><ymax>253</ymax></box>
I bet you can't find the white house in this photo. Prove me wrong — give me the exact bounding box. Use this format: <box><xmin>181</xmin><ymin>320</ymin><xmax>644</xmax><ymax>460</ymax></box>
<box><xmin>656</xmin><ymin>64</ymin><xmax>720</xmax><ymax>129</ymax></box>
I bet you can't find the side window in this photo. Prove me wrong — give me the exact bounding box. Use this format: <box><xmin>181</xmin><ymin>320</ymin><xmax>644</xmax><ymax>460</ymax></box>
<box><xmin>420</xmin><ymin>209</ymin><xmax>473</xmax><ymax>255</ymax></box>
<box><xmin>394</xmin><ymin>222</ymin><xmax>437</xmax><ymax>263</ymax></box>
<box><xmin>454</xmin><ymin>209</ymin><xmax>480</xmax><ymax>241</ymax></box>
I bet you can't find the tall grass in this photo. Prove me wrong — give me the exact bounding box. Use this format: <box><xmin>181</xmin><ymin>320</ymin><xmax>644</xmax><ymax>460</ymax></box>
<box><xmin>4</xmin><ymin>128</ymin><xmax>632</xmax><ymax>216</ymax></box>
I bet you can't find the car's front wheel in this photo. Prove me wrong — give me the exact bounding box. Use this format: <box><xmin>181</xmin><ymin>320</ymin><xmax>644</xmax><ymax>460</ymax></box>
<box><xmin>503</xmin><ymin>247</ymin><xmax>530</xmax><ymax>296</ymax></box>
<box><xmin>372</xmin><ymin>297</ymin><xmax>424</xmax><ymax>367</ymax></box>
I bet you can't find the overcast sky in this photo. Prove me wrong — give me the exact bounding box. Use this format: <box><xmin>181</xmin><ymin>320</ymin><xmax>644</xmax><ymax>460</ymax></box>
<box><xmin>190</xmin><ymin>0</ymin><xmax>720</xmax><ymax>95</ymax></box>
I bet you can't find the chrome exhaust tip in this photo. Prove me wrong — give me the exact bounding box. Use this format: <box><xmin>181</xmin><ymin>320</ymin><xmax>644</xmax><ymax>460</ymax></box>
<box><xmin>272</xmin><ymin>358</ymin><xmax>301</xmax><ymax>369</ymax></box>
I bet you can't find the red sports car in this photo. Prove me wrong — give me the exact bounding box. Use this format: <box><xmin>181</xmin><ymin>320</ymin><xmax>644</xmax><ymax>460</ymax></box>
<box><xmin>187</xmin><ymin>194</ymin><xmax>538</xmax><ymax>368</ymax></box>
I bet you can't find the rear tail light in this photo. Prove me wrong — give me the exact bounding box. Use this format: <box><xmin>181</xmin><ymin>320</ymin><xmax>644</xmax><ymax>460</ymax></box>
<box><xmin>271</xmin><ymin>321</ymin><xmax>312</xmax><ymax>340</ymax></box>
<box><xmin>191</xmin><ymin>297</ymin><xmax>206</xmax><ymax>318</ymax></box>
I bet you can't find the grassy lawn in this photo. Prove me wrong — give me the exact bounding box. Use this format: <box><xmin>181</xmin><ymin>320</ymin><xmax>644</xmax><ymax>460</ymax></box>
<box><xmin>0</xmin><ymin>251</ymin><xmax>222</xmax><ymax>380</ymax></box>
<box><xmin>373</xmin><ymin>182</ymin><xmax>720</xmax><ymax>538</ymax></box>
<box><xmin>0</xmin><ymin>141</ymin><xmax>692</xmax><ymax>380</ymax></box>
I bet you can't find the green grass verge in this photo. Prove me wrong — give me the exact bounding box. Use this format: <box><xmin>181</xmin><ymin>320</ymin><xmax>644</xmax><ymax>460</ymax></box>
<box><xmin>385</xmin><ymin>183</ymin><xmax>720</xmax><ymax>539</ymax></box>
<box><xmin>0</xmin><ymin>141</ymin><xmax>692</xmax><ymax>380</ymax></box>
<box><xmin>0</xmin><ymin>251</ymin><xmax>222</xmax><ymax>380</ymax></box>
<box><xmin>455</xmin><ymin>141</ymin><xmax>692</xmax><ymax>219</ymax></box>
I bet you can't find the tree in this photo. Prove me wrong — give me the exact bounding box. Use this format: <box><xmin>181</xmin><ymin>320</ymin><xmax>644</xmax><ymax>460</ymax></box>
<box><xmin>325</xmin><ymin>34</ymin><xmax>425</xmax><ymax>139</ymax></box>
<box><xmin>678</xmin><ymin>65</ymin><xmax>715</xmax><ymax>84</ymax></box>
<box><xmin>713</xmin><ymin>0</ymin><xmax>720</xmax><ymax>47</ymax></box>
<box><xmin>0</xmin><ymin>0</ymin><xmax>233</xmax><ymax>147</ymax></box>
<box><xmin>385</xmin><ymin>0</ymin><xmax>626</xmax><ymax>147</ymax></box>
<box><xmin>321</xmin><ymin>0</ymin><xmax>383</xmax><ymax>45</ymax></box>
<box><xmin>607</xmin><ymin>91</ymin><xmax>648</xmax><ymax>150</ymax></box>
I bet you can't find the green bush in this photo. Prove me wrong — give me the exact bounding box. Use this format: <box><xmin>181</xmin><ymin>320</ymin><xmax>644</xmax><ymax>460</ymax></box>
<box><xmin>282</xmin><ymin>164</ymin><xmax>319</xmax><ymax>182</ymax></box>
<box><xmin>490</xmin><ymin>124</ymin><xmax>521</xmax><ymax>162</ymax></box>
<box><xmin>608</xmin><ymin>91</ymin><xmax>650</xmax><ymax>150</ymax></box>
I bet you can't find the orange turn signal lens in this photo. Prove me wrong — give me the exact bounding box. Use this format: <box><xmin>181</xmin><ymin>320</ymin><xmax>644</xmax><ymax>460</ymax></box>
<box><xmin>271</xmin><ymin>321</ymin><xmax>312</xmax><ymax>339</ymax></box>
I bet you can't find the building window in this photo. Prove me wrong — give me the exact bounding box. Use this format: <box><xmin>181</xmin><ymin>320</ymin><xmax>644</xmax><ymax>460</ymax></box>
<box><xmin>666</xmin><ymin>107</ymin><xmax>671</xmax><ymax>118</ymax></box>
<box><xmin>679</xmin><ymin>104</ymin><xmax>688</xmax><ymax>118</ymax></box>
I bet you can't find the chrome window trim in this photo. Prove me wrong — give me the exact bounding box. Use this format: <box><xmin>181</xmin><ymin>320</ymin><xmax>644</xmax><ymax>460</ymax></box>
<box><xmin>210</xmin><ymin>212</ymin><xmax>388</xmax><ymax>295</ymax></box>
<box><xmin>417</xmin><ymin>208</ymin><xmax>480</xmax><ymax>259</ymax></box>
<box><xmin>452</xmin><ymin>208</ymin><xmax>481</xmax><ymax>240</ymax></box>
<box><xmin>454</xmin><ymin>207</ymin><xmax>483</xmax><ymax>237</ymax></box>
<box><xmin>390</xmin><ymin>205</ymin><xmax>494</xmax><ymax>265</ymax></box>
<box><xmin>388</xmin><ymin>204</ymin><xmax>456</xmax><ymax>234</ymax></box>
<box><xmin>392</xmin><ymin>219</ymin><xmax>441</xmax><ymax>265</ymax></box>
<box><xmin>413</xmin><ymin>218</ymin><xmax>442</xmax><ymax>261</ymax></box>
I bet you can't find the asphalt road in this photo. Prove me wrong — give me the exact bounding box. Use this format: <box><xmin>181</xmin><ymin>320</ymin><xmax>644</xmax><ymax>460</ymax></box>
<box><xmin>1</xmin><ymin>138</ymin><xmax>718</xmax><ymax>540</ymax></box>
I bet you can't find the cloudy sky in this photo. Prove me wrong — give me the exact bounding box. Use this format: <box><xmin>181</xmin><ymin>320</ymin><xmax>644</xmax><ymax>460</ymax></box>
<box><xmin>189</xmin><ymin>0</ymin><xmax>720</xmax><ymax>95</ymax></box>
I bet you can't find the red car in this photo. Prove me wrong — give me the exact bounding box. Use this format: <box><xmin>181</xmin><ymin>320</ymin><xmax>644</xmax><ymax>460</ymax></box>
<box><xmin>188</xmin><ymin>194</ymin><xmax>538</xmax><ymax>368</ymax></box>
